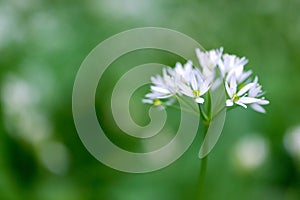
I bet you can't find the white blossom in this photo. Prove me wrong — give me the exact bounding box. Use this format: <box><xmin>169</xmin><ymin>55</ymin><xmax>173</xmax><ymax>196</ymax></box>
<box><xmin>196</xmin><ymin>47</ymin><xmax>223</xmax><ymax>83</ymax></box>
<box><xmin>172</xmin><ymin>61</ymin><xmax>193</xmax><ymax>83</ymax></box>
<box><xmin>145</xmin><ymin>68</ymin><xmax>179</xmax><ymax>100</ymax></box>
<box><xmin>143</xmin><ymin>47</ymin><xmax>269</xmax><ymax>114</ymax></box>
<box><xmin>225</xmin><ymin>76</ymin><xmax>260</xmax><ymax>108</ymax></box>
<box><xmin>178</xmin><ymin>68</ymin><xmax>210</xmax><ymax>104</ymax></box>
<box><xmin>248</xmin><ymin>76</ymin><xmax>270</xmax><ymax>113</ymax></box>
<box><xmin>218</xmin><ymin>54</ymin><xmax>248</xmax><ymax>79</ymax></box>
<box><xmin>226</xmin><ymin>67</ymin><xmax>252</xmax><ymax>84</ymax></box>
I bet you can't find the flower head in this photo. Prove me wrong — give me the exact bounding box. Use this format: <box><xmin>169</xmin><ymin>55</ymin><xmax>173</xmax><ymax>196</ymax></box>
<box><xmin>178</xmin><ymin>68</ymin><xmax>211</xmax><ymax>104</ymax></box>
<box><xmin>218</xmin><ymin>54</ymin><xmax>248</xmax><ymax>79</ymax></box>
<box><xmin>225</xmin><ymin>76</ymin><xmax>260</xmax><ymax>108</ymax></box>
<box><xmin>145</xmin><ymin>68</ymin><xmax>179</xmax><ymax>100</ymax></box>
<box><xmin>173</xmin><ymin>61</ymin><xmax>193</xmax><ymax>83</ymax></box>
<box><xmin>196</xmin><ymin>47</ymin><xmax>223</xmax><ymax>83</ymax></box>
<box><xmin>248</xmin><ymin>76</ymin><xmax>270</xmax><ymax>113</ymax></box>
<box><xmin>143</xmin><ymin>47</ymin><xmax>269</xmax><ymax>114</ymax></box>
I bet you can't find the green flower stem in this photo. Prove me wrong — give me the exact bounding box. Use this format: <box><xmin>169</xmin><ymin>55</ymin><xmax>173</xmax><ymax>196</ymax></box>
<box><xmin>199</xmin><ymin>105</ymin><xmax>209</xmax><ymax>122</ymax></box>
<box><xmin>196</xmin><ymin>94</ymin><xmax>211</xmax><ymax>199</ymax></box>
<box><xmin>196</xmin><ymin>120</ymin><xmax>210</xmax><ymax>199</ymax></box>
<box><xmin>206</xmin><ymin>91</ymin><xmax>212</xmax><ymax>119</ymax></box>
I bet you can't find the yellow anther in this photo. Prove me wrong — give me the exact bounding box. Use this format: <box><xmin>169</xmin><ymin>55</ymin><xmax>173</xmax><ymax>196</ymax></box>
<box><xmin>193</xmin><ymin>90</ymin><xmax>201</xmax><ymax>97</ymax></box>
<box><xmin>153</xmin><ymin>99</ymin><xmax>162</xmax><ymax>106</ymax></box>
<box><xmin>232</xmin><ymin>94</ymin><xmax>240</xmax><ymax>102</ymax></box>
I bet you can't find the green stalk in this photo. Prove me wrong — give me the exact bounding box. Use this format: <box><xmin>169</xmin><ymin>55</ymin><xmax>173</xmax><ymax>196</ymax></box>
<box><xmin>206</xmin><ymin>91</ymin><xmax>212</xmax><ymax>120</ymax></box>
<box><xmin>199</xmin><ymin>105</ymin><xmax>209</xmax><ymax>122</ymax></box>
<box><xmin>196</xmin><ymin>120</ymin><xmax>210</xmax><ymax>199</ymax></box>
<box><xmin>196</xmin><ymin>93</ymin><xmax>212</xmax><ymax>199</ymax></box>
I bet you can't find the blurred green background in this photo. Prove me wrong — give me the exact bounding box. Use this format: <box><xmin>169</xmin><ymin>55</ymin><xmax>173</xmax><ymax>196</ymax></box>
<box><xmin>1</xmin><ymin>0</ymin><xmax>300</xmax><ymax>199</ymax></box>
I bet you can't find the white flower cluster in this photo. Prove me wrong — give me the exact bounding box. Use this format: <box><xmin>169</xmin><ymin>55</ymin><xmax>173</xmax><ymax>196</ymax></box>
<box><xmin>143</xmin><ymin>47</ymin><xmax>269</xmax><ymax>113</ymax></box>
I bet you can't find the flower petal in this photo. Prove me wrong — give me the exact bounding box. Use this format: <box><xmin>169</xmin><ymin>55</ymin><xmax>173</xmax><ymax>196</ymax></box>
<box><xmin>239</xmin><ymin>70</ymin><xmax>252</xmax><ymax>83</ymax></box>
<box><xmin>251</xmin><ymin>103</ymin><xmax>266</xmax><ymax>113</ymax></box>
<box><xmin>146</xmin><ymin>93</ymin><xmax>173</xmax><ymax>99</ymax></box>
<box><xmin>195</xmin><ymin>97</ymin><xmax>204</xmax><ymax>104</ymax></box>
<box><xmin>230</xmin><ymin>76</ymin><xmax>237</xmax><ymax>94</ymax></box>
<box><xmin>258</xmin><ymin>99</ymin><xmax>270</xmax><ymax>105</ymax></box>
<box><xmin>237</xmin><ymin>83</ymin><xmax>255</xmax><ymax>96</ymax></box>
<box><xmin>226</xmin><ymin>99</ymin><xmax>234</xmax><ymax>107</ymax></box>
<box><xmin>142</xmin><ymin>99</ymin><xmax>153</xmax><ymax>104</ymax></box>
<box><xmin>225</xmin><ymin>81</ymin><xmax>233</xmax><ymax>97</ymax></box>
<box><xmin>190</xmin><ymin>73</ymin><xmax>198</xmax><ymax>91</ymax></box>
<box><xmin>239</xmin><ymin>97</ymin><xmax>261</xmax><ymax>104</ymax></box>
<box><xmin>235</xmin><ymin>101</ymin><xmax>247</xmax><ymax>108</ymax></box>
<box><xmin>151</xmin><ymin>86</ymin><xmax>170</xmax><ymax>94</ymax></box>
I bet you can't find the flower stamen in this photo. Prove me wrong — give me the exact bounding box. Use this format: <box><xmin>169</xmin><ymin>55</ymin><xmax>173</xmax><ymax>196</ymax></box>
<box><xmin>153</xmin><ymin>99</ymin><xmax>162</xmax><ymax>106</ymax></box>
<box><xmin>232</xmin><ymin>94</ymin><xmax>240</xmax><ymax>102</ymax></box>
<box><xmin>193</xmin><ymin>89</ymin><xmax>201</xmax><ymax>97</ymax></box>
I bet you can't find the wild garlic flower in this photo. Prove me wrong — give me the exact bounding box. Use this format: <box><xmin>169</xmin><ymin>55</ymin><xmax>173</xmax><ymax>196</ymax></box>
<box><xmin>196</xmin><ymin>47</ymin><xmax>223</xmax><ymax>82</ymax></box>
<box><xmin>248</xmin><ymin>76</ymin><xmax>270</xmax><ymax>113</ymax></box>
<box><xmin>143</xmin><ymin>61</ymin><xmax>210</xmax><ymax>105</ymax></box>
<box><xmin>218</xmin><ymin>54</ymin><xmax>248</xmax><ymax>80</ymax></box>
<box><xmin>169</xmin><ymin>60</ymin><xmax>211</xmax><ymax>104</ymax></box>
<box><xmin>172</xmin><ymin>61</ymin><xmax>193</xmax><ymax>83</ymax></box>
<box><xmin>145</xmin><ymin>68</ymin><xmax>179</xmax><ymax>100</ymax></box>
<box><xmin>178</xmin><ymin>68</ymin><xmax>211</xmax><ymax>104</ymax></box>
<box><xmin>142</xmin><ymin>98</ymin><xmax>174</xmax><ymax>110</ymax></box>
<box><xmin>143</xmin><ymin>47</ymin><xmax>269</xmax><ymax>114</ymax></box>
<box><xmin>225</xmin><ymin>76</ymin><xmax>261</xmax><ymax>108</ymax></box>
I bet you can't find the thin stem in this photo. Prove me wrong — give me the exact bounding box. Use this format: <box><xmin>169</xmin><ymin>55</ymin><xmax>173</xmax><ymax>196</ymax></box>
<box><xmin>196</xmin><ymin>121</ymin><xmax>210</xmax><ymax>199</ymax></box>
<box><xmin>196</xmin><ymin>92</ymin><xmax>212</xmax><ymax>199</ymax></box>
<box><xmin>206</xmin><ymin>91</ymin><xmax>212</xmax><ymax>119</ymax></box>
<box><xmin>199</xmin><ymin>105</ymin><xmax>209</xmax><ymax>122</ymax></box>
<box><xmin>197</xmin><ymin>156</ymin><xmax>207</xmax><ymax>197</ymax></box>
